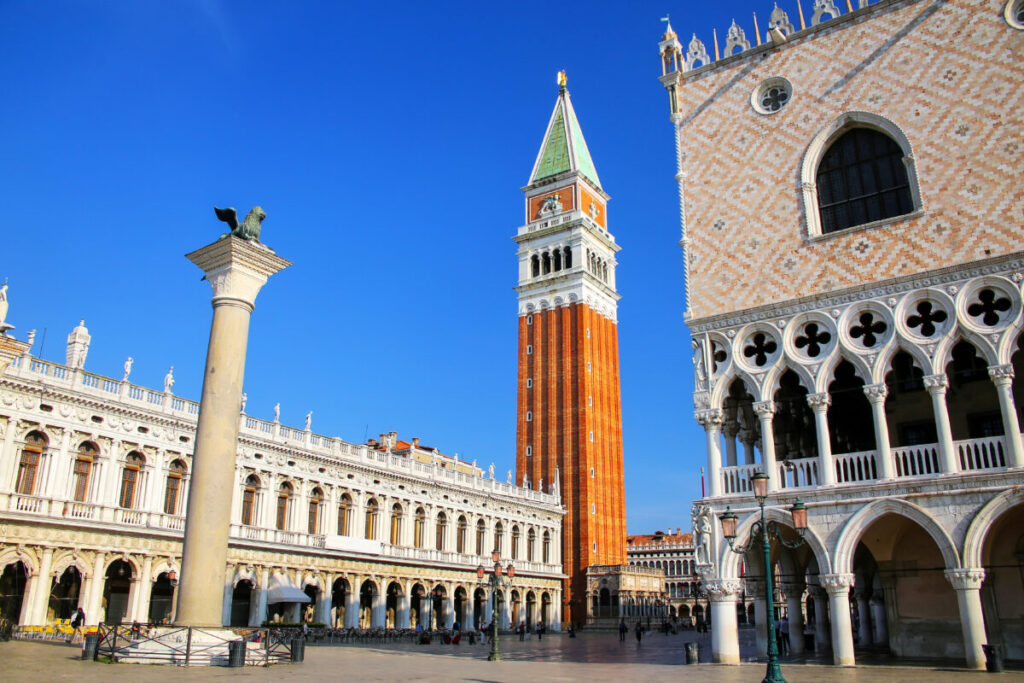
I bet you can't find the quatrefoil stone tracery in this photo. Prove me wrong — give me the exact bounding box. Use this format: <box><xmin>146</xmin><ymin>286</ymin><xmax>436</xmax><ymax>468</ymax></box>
<box><xmin>850</xmin><ymin>312</ymin><xmax>888</xmax><ymax>348</ymax></box>
<box><xmin>907</xmin><ymin>300</ymin><xmax>948</xmax><ymax>337</ymax></box>
<box><xmin>966</xmin><ymin>288</ymin><xmax>1012</xmax><ymax>327</ymax></box>
<box><xmin>794</xmin><ymin>322</ymin><xmax>832</xmax><ymax>357</ymax></box>
<box><xmin>743</xmin><ymin>333</ymin><xmax>778</xmax><ymax>367</ymax></box>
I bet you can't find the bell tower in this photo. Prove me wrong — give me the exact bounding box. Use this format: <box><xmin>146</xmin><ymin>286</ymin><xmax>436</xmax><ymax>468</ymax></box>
<box><xmin>515</xmin><ymin>73</ymin><xmax>626</xmax><ymax>624</ymax></box>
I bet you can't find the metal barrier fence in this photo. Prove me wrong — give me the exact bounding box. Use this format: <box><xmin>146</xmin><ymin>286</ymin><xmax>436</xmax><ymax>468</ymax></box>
<box><xmin>93</xmin><ymin>624</ymin><xmax>295</xmax><ymax>666</ymax></box>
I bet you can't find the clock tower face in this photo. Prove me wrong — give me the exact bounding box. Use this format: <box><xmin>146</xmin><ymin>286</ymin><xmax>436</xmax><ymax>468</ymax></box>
<box><xmin>514</xmin><ymin>83</ymin><xmax>625</xmax><ymax>625</ymax></box>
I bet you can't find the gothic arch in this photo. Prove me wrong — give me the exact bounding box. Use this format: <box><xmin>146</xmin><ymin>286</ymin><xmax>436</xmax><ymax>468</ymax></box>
<box><xmin>997</xmin><ymin>318</ymin><xmax>1024</xmax><ymax>365</ymax></box>
<box><xmin>833</xmin><ymin>498</ymin><xmax>960</xmax><ymax>574</ymax></box>
<box><xmin>717</xmin><ymin>505</ymin><xmax>831</xmax><ymax>579</ymax></box>
<box><xmin>933</xmin><ymin>330</ymin><xmax>998</xmax><ymax>373</ymax></box>
<box><xmin>710</xmin><ymin>368</ymin><xmax>757</xmax><ymax>410</ymax></box>
<box><xmin>873</xmin><ymin>339</ymin><xmax>932</xmax><ymax>384</ymax></box>
<box><xmin>800</xmin><ymin>111</ymin><xmax>922</xmax><ymax>238</ymax></box>
<box><xmin>817</xmin><ymin>351</ymin><xmax>873</xmax><ymax>393</ymax></box>
<box><xmin>0</xmin><ymin>547</ymin><xmax>39</xmax><ymax>576</ymax></box>
<box><xmin>963</xmin><ymin>488</ymin><xmax>1024</xmax><ymax>569</ymax></box>
<box><xmin>761</xmin><ymin>359</ymin><xmax>815</xmax><ymax>402</ymax></box>
<box><xmin>50</xmin><ymin>551</ymin><xmax>90</xmax><ymax>580</ymax></box>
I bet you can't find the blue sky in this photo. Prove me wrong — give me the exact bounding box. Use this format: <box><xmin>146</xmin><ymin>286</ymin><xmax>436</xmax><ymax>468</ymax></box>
<box><xmin>0</xmin><ymin>1</ymin><xmax>767</xmax><ymax>533</ymax></box>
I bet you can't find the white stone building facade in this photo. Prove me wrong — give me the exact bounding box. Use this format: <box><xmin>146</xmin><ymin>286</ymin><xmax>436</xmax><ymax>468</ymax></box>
<box><xmin>659</xmin><ymin>0</ymin><xmax>1024</xmax><ymax>670</ymax></box>
<box><xmin>0</xmin><ymin>323</ymin><xmax>564</xmax><ymax>631</ymax></box>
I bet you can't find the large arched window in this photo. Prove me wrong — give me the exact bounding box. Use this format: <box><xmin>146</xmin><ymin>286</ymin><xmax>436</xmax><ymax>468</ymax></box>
<box><xmin>527</xmin><ymin>528</ymin><xmax>536</xmax><ymax>562</ymax></box>
<box><xmin>241</xmin><ymin>475</ymin><xmax>260</xmax><ymax>526</ymax></box>
<box><xmin>338</xmin><ymin>493</ymin><xmax>352</xmax><ymax>536</ymax></box>
<box><xmin>390</xmin><ymin>503</ymin><xmax>403</xmax><ymax>545</ymax></box>
<box><xmin>163</xmin><ymin>459</ymin><xmax>187</xmax><ymax>515</ymax></box>
<box><xmin>511</xmin><ymin>525</ymin><xmax>521</xmax><ymax>560</ymax></box>
<box><xmin>543</xmin><ymin>530</ymin><xmax>551</xmax><ymax>563</ymax></box>
<box><xmin>17</xmin><ymin>431</ymin><xmax>47</xmax><ymax>495</ymax></box>
<box><xmin>494</xmin><ymin>522</ymin><xmax>504</xmax><ymax>553</ymax></box>
<box><xmin>802</xmin><ymin>112</ymin><xmax>920</xmax><ymax>237</ymax></box>
<box><xmin>365</xmin><ymin>498</ymin><xmax>379</xmax><ymax>540</ymax></box>
<box><xmin>456</xmin><ymin>516</ymin><xmax>468</xmax><ymax>554</ymax></box>
<box><xmin>435</xmin><ymin>512</ymin><xmax>447</xmax><ymax>551</ymax></box>
<box><xmin>308</xmin><ymin>487</ymin><xmax>323</xmax><ymax>534</ymax></box>
<box><xmin>476</xmin><ymin>519</ymin><xmax>486</xmax><ymax>556</ymax></box>
<box><xmin>119</xmin><ymin>451</ymin><xmax>145</xmax><ymax>509</ymax></box>
<box><xmin>414</xmin><ymin>507</ymin><xmax>426</xmax><ymax>548</ymax></box>
<box><xmin>72</xmin><ymin>441</ymin><xmax>97</xmax><ymax>502</ymax></box>
<box><xmin>276</xmin><ymin>482</ymin><xmax>292</xmax><ymax>530</ymax></box>
<box><xmin>816</xmin><ymin>128</ymin><xmax>913</xmax><ymax>233</ymax></box>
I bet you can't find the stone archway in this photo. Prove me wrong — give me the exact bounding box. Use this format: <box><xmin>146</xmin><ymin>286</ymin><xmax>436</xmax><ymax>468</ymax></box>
<box><xmin>149</xmin><ymin>572</ymin><xmax>175</xmax><ymax>624</ymax></box>
<box><xmin>49</xmin><ymin>566</ymin><xmax>82</xmax><ymax>622</ymax></box>
<box><xmin>0</xmin><ymin>561</ymin><xmax>29</xmax><ymax>623</ymax></box>
<box><xmin>102</xmin><ymin>559</ymin><xmax>134</xmax><ymax>625</ymax></box>
<box><xmin>331</xmin><ymin>577</ymin><xmax>349</xmax><ymax>627</ymax></box>
<box><xmin>971</xmin><ymin>495</ymin><xmax>1024</xmax><ymax>661</ymax></box>
<box><xmin>230</xmin><ymin>580</ymin><xmax>253</xmax><ymax>627</ymax></box>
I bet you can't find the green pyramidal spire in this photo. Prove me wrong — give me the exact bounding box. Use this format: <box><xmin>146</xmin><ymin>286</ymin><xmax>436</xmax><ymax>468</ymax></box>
<box><xmin>529</xmin><ymin>84</ymin><xmax>602</xmax><ymax>189</ymax></box>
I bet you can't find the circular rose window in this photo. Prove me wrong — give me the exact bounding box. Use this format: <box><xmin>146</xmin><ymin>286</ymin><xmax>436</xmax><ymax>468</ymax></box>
<box><xmin>751</xmin><ymin>77</ymin><xmax>793</xmax><ymax>115</ymax></box>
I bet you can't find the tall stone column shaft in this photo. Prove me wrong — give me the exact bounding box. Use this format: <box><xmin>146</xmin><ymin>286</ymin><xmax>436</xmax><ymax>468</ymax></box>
<box><xmin>807</xmin><ymin>393</ymin><xmax>835</xmax><ymax>486</ymax></box>
<box><xmin>989</xmin><ymin>365</ymin><xmax>1024</xmax><ymax>468</ymax></box>
<box><xmin>821</xmin><ymin>573</ymin><xmax>856</xmax><ymax>666</ymax></box>
<box><xmin>945</xmin><ymin>569</ymin><xmax>987</xmax><ymax>670</ymax></box>
<box><xmin>924</xmin><ymin>375</ymin><xmax>958</xmax><ymax>474</ymax></box>
<box><xmin>864</xmin><ymin>384</ymin><xmax>894</xmax><ymax>479</ymax></box>
<box><xmin>706</xmin><ymin>578</ymin><xmax>743</xmax><ymax>664</ymax></box>
<box><xmin>175</xmin><ymin>237</ymin><xmax>290</xmax><ymax>627</ymax></box>
<box><xmin>697</xmin><ymin>409</ymin><xmax>724</xmax><ymax>496</ymax></box>
<box><xmin>754</xmin><ymin>402</ymin><xmax>779</xmax><ymax>491</ymax></box>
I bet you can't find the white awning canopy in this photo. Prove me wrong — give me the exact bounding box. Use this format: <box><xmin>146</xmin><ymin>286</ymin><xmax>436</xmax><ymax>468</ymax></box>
<box><xmin>267</xmin><ymin>582</ymin><xmax>313</xmax><ymax>605</ymax></box>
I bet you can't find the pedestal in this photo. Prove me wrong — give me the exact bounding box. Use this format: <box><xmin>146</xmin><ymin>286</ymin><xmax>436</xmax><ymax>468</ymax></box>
<box><xmin>175</xmin><ymin>237</ymin><xmax>290</xmax><ymax>627</ymax></box>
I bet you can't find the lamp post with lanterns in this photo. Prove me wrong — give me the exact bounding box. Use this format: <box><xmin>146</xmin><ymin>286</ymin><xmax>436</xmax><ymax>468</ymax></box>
<box><xmin>719</xmin><ymin>471</ymin><xmax>807</xmax><ymax>683</ymax></box>
<box><xmin>477</xmin><ymin>550</ymin><xmax>515</xmax><ymax>662</ymax></box>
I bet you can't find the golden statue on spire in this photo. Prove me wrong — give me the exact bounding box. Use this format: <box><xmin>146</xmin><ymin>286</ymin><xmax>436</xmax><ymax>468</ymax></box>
<box><xmin>557</xmin><ymin>70</ymin><xmax>567</xmax><ymax>88</ymax></box>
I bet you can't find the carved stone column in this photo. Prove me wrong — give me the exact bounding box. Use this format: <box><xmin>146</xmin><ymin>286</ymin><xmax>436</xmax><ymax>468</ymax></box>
<box><xmin>740</xmin><ymin>428</ymin><xmax>757</xmax><ymax>465</ymax></box>
<box><xmin>696</xmin><ymin>409</ymin><xmax>724</xmax><ymax>497</ymax></box>
<box><xmin>175</xmin><ymin>236</ymin><xmax>290</xmax><ymax>627</ymax></box>
<box><xmin>753</xmin><ymin>401</ymin><xmax>779</xmax><ymax>491</ymax></box>
<box><xmin>988</xmin><ymin>365</ymin><xmax>1024</xmax><ymax>468</ymax></box>
<box><xmin>863</xmin><ymin>383</ymin><xmax>895</xmax><ymax>479</ymax></box>
<box><xmin>854</xmin><ymin>590</ymin><xmax>871</xmax><ymax>646</ymax></box>
<box><xmin>807</xmin><ymin>393</ymin><xmax>835</xmax><ymax>486</ymax></box>
<box><xmin>28</xmin><ymin>547</ymin><xmax>54</xmax><ymax>625</ymax></box>
<box><xmin>869</xmin><ymin>595</ymin><xmax>888</xmax><ymax>645</ymax></box>
<box><xmin>924</xmin><ymin>374</ymin><xmax>958</xmax><ymax>474</ymax></box>
<box><xmin>808</xmin><ymin>584</ymin><xmax>830</xmax><ymax>654</ymax></box>
<box><xmin>746</xmin><ymin>578</ymin><xmax>768</xmax><ymax>655</ymax></box>
<box><xmin>705</xmin><ymin>578</ymin><xmax>743</xmax><ymax>664</ymax></box>
<box><xmin>723</xmin><ymin>422</ymin><xmax>739</xmax><ymax>467</ymax></box>
<box><xmin>945</xmin><ymin>569</ymin><xmax>987</xmax><ymax>670</ymax></box>
<box><xmin>821</xmin><ymin>573</ymin><xmax>856</xmax><ymax>666</ymax></box>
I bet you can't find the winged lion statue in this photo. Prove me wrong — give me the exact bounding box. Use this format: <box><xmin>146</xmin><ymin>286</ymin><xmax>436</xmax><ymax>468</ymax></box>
<box><xmin>214</xmin><ymin>206</ymin><xmax>266</xmax><ymax>241</ymax></box>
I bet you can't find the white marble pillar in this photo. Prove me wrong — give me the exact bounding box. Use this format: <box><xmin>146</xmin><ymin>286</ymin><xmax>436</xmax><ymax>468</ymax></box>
<box><xmin>707</xmin><ymin>579</ymin><xmax>743</xmax><ymax>664</ymax></box>
<box><xmin>397</xmin><ymin>593</ymin><xmax>410</xmax><ymax>629</ymax></box>
<box><xmin>134</xmin><ymin>556</ymin><xmax>154</xmax><ymax>623</ymax></box>
<box><xmin>443</xmin><ymin>595</ymin><xmax>455</xmax><ymax>628</ymax></box>
<box><xmin>251</xmin><ymin>568</ymin><xmax>269</xmax><ymax>626</ymax></box>
<box><xmin>869</xmin><ymin>595</ymin><xmax>888</xmax><ymax>645</ymax></box>
<box><xmin>751</xmin><ymin>584</ymin><xmax>768</xmax><ymax>655</ymax></box>
<box><xmin>807</xmin><ymin>393</ymin><xmax>835</xmax><ymax>486</ymax></box>
<box><xmin>945</xmin><ymin>569</ymin><xmax>987</xmax><ymax>670</ymax></box>
<box><xmin>754</xmin><ymin>401</ymin><xmax>779</xmax><ymax>491</ymax></box>
<box><xmin>809</xmin><ymin>585</ymin><xmax>830</xmax><ymax>654</ymax></box>
<box><xmin>316</xmin><ymin>590</ymin><xmax>331</xmax><ymax>625</ymax></box>
<box><xmin>483</xmin><ymin>590</ymin><xmax>494</xmax><ymax>627</ymax></box>
<box><xmin>697</xmin><ymin>409</ymin><xmax>724</xmax><ymax>496</ymax></box>
<box><xmin>863</xmin><ymin>384</ymin><xmax>895</xmax><ymax>479</ymax></box>
<box><xmin>344</xmin><ymin>580</ymin><xmax>360</xmax><ymax>628</ymax></box>
<box><xmin>85</xmin><ymin>552</ymin><xmax>106</xmax><ymax>625</ymax></box>
<box><xmin>821</xmin><ymin>574</ymin><xmax>856</xmax><ymax>666</ymax></box>
<box><xmin>924</xmin><ymin>374</ymin><xmax>958</xmax><ymax>474</ymax></box>
<box><xmin>741</xmin><ymin>429</ymin><xmax>757</xmax><ymax>465</ymax></box>
<box><xmin>989</xmin><ymin>365</ymin><xmax>1024</xmax><ymax>468</ymax></box>
<box><xmin>29</xmin><ymin>547</ymin><xmax>54</xmax><ymax>625</ymax></box>
<box><xmin>784</xmin><ymin>583</ymin><xmax>806</xmax><ymax>655</ymax></box>
<box><xmin>724</xmin><ymin>424</ymin><xmax>739</xmax><ymax>468</ymax></box>
<box><xmin>176</xmin><ymin>236</ymin><xmax>290</xmax><ymax>627</ymax></box>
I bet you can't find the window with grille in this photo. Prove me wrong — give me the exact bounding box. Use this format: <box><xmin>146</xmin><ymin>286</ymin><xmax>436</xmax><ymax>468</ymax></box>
<box><xmin>816</xmin><ymin>128</ymin><xmax>913</xmax><ymax>233</ymax></box>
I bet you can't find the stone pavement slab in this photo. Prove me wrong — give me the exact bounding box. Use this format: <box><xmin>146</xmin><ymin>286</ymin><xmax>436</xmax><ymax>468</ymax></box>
<box><xmin>4</xmin><ymin>634</ymin><xmax>1019</xmax><ymax>682</ymax></box>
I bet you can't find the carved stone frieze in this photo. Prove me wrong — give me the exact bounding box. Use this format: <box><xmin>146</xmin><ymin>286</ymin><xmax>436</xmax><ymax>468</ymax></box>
<box><xmin>820</xmin><ymin>573</ymin><xmax>856</xmax><ymax>593</ymax></box>
<box><xmin>944</xmin><ymin>568</ymin><xmax>985</xmax><ymax>591</ymax></box>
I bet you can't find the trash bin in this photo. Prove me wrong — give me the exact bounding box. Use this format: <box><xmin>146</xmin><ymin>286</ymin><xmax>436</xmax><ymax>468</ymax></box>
<box><xmin>227</xmin><ymin>640</ymin><xmax>247</xmax><ymax>668</ymax></box>
<box><xmin>82</xmin><ymin>632</ymin><xmax>100</xmax><ymax>661</ymax></box>
<box><xmin>685</xmin><ymin>640</ymin><xmax>700</xmax><ymax>664</ymax></box>
<box><xmin>290</xmin><ymin>637</ymin><xmax>305</xmax><ymax>663</ymax></box>
<box><xmin>982</xmin><ymin>644</ymin><xmax>1004</xmax><ymax>673</ymax></box>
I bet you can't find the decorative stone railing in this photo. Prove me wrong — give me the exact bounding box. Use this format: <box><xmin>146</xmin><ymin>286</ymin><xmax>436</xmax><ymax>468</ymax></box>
<box><xmin>717</xmin><ymin>435</ymin><xmax>1012</xmax><ymax>497</ymax></box>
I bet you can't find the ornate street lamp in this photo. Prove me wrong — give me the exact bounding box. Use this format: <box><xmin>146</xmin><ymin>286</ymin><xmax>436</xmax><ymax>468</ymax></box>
<box><xmin>719</xmin><ymin>472</ymin><xmax>808</xmax><ymax>683</ymax></box>
<box><xmin>477</xmin><ymin>549</ymin><xmax>514</xmax><ymax>662</ymax></box>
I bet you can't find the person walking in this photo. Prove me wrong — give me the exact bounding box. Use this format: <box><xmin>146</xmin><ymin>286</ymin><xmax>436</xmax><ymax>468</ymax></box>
<box><xmin>634</xmin><ymin>621</ymin><xmax>643</xmax><ymax>644</ymax></box>
<box><xmin>536</xmin><ymin>619</ymin><xmax>545</xmax><ymax>640</ymax></box>
<box><xmin>68</xmin><ymin>607</ymin><xmax>86</xmax><ymax>644</ymax></box>
<box><xmin>618</xmin><ymin>618</ymin><xmax>628</xmax><ymax>642</ymax></box>
<box><xmin>779</xmin><ymin>616</ymin><xmax>790</xmax><ymax>656</ymax></box>
<box><xmin>518</xmin><ymin>621</ymin><xmax>526</xmax><ymax>641</ymax></box>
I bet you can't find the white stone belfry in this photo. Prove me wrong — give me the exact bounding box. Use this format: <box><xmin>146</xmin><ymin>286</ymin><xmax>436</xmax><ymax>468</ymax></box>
<box><xmin>175</xmin><ymin>235</ymin><xmax>290</xmax><ymax>626</ymax></box>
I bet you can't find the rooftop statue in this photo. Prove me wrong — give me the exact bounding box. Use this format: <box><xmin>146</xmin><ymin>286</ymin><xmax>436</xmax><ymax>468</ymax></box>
<box><xmin>0</xmin><ymin>281</ymin><xmax>11</xmax><ymax>334</ymax></box>
<box><xmin>214</xmin><ymin>206</ymin><xmax>266</xmax><ymax>242</ymax></box>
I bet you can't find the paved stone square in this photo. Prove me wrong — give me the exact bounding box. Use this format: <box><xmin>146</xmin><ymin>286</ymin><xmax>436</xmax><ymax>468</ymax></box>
<box><xmin>4</xmin><ymin>631</ymin><xmax>1021</xmax><ymax>682</ymax></box>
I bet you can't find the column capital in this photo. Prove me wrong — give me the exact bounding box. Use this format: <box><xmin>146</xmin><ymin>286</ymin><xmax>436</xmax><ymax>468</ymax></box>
<box><xmin>806</xmin><ymin>392</ymin><xmax>831</xmax><ymax>410</ymax></box>
<box><xmin>753</xmin><ymin>401</ymin><xmax>775</xmax><ymax>417</ymax></box>
<box><xmin>186</xmin><ymin>236</ymin><xmax>292</xmax><ymax>310</ymax></box>
<box><xmin>944</xmin><ymin>568</ymin><xmax>985</xmax><ymax>591</ymax></box>
<box><xmin>806</xmin><ymin>584</ymin><xmax>827</xmax><ymax>599</ymax></box>
<box><xmin>863</xmin><ymin>383</ymin><xmax>888</xmax><ymax>402</ymax></box>
<box><xmin>695</xmin><ymin>408</ymin><xmax>724</xmax><ymax>427</ymax></box>
<box><xmin>923</xmin><ymin>373</ymin><xmax>949</xmax><ymax>392</ymax></box>
<box><xmin>988</xmin><ymin>364</ymin><xmax>1014</xmax><ymax>385</ymax></box>
<box><xmin>819</xmin><ymin>573</ymin><xmax>856</xmax><ymax>594</ymax></box>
